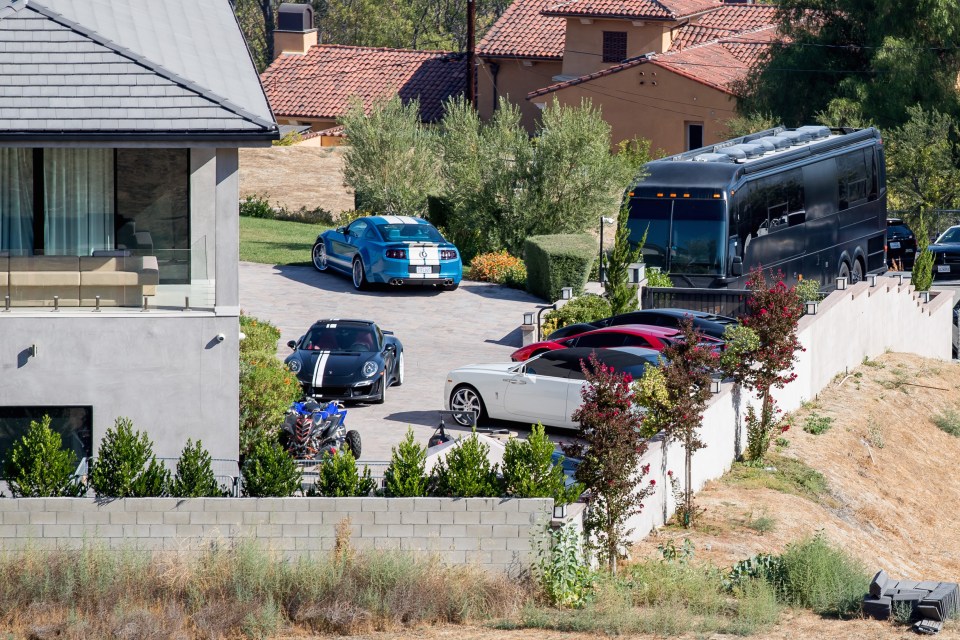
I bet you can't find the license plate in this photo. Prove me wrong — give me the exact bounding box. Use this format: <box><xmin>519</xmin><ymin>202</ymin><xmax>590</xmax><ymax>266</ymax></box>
<box><xmin>889</xmin><ymin>241</ymin><xmax>901</xmax><ymax>249</ymax></box>
<box><xmin>938</xmin><ymin>265</ymin><xmax>950</xmax><ymax>273</ymax></box>
<box><xmin>416</xmin><ymin>266</ymin><xmax>431</xmax><ymax>274</ymax></box>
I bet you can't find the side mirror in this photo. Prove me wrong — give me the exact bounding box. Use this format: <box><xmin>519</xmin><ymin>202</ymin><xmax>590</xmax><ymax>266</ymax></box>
<box><xmin>336</xmin><ymin>226</ymin><xmax>346</xmax><ymax>234</ymax></box>
<box><xmin>287</xmin><ymin>340</ymin><xmax>296</xmax><ymax>350</ymax></box>
<box><xmin>731</xmin><ymin>256</ymin><xmax>743</xmax><ymax>277</ymax></box>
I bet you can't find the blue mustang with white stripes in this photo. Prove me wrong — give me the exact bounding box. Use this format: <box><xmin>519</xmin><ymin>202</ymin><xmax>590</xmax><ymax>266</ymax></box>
<box><xmin>312</xmin><ymin>215</ymin><xmax>463</xmax><ymax>290</ymax></box>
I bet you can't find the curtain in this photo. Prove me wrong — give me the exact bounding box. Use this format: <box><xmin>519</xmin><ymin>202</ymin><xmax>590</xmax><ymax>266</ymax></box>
<box><xmin>0</xmin><ymin>148</ymin><xmax>34</xmax><ymax>255</ymax></box>
<box><xmin>44</xmin><ymin>148</ymin><xmax>114</xmax><ymax>255</ymax></box>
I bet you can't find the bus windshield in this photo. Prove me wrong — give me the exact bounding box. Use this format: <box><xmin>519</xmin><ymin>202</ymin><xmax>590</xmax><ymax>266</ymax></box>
<box><xmin>627</xmin><ymin>198</ymin><xmax>725</xmax><ymax>274</ymax></box>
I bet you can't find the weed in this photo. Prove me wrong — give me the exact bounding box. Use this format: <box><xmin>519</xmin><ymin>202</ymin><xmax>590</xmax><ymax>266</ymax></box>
<box><xmin>862</xmin><ymin>356</ymin><xmax>883</xmax><ymax>368</ymax></box>
<box><xmin>746</xmin><ymin>512</ymin><xmax>777</xmax><ymax>535</ymax></box>
<box><xmin>866</xmin><ymin>425</ymin><xmax>885</xmax><ymax>449</ymax></box>
<box><xmin>775</xmin><ymin>437</ymin><xmax>790</xmax><ymax>449</ymax></box>
<box><xmin>777</xmin><ymin>534</ymin><xmax>868</xmax><ymax>618</ymax></box>
<box><xmin>726</xmin><ymin>455</ymin><xmax>832</xmax><ymax>505</ymax></box>
<box><xmin>933</xmin><ymin>409</ymin><xmax>960</xmax><ymax>437</ymax></box>
<box><xmin>803</xmin><ymin>413</ymin><xmax>833</xmax><ymax>435</ymax></box>
<box><xmin>657</xmin><ymin>538</ymin><xmax>695</xmax><ymax>564</ymax></box>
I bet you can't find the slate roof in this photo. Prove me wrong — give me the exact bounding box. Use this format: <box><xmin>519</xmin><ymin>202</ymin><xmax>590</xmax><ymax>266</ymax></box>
<box><xmin>260</xmin><ymin>45</ymin><xmax>466</xmax><ymax>123</ymax></box>
<box><xmin>476</xmin><ymin>0</ymin><xmax>565</xmax><ymax>59</ymax></box>
<box><xmin>543</xmin><ymin>0</ymin><xmax>721</xmax><ymax>21</ymax></box>
<box><xmin>527</xmin><ymin>26</ymin><xmax>777</xmax><ymax>98</ymax></box>
<box><xmin>0</xmin><ymin>0</ymin><xmax>276</xmax><ymax>140</ymax></box>
<box><xmin>670</xmin><ymin>4</ymin><xmax>777</xmax><ymax>50</ymax></box>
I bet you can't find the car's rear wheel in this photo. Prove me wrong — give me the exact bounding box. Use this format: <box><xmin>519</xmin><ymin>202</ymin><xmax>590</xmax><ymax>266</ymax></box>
<box><xmin>352</xmin><ymin>257</ymin><xmax>368</xmax><ymax>290</ymax></box>
<box><xmin>344</xmin><ymin>430</ymin><xmax>361</xmax><ymax>459</ymax></box>
<box><xmin>394</xmin><ymin>352</ymin><xmax>404</xmax><ymax>386</ymax></box>
<box><xmin>312</xmin><ymin>241</ymin><xmax>328</xmax><ymax>271</ymax></box>
<box><xmin>851</xmin><ymin>259</ymin><xmax>864</xmax><ymax>284</ymax></box>
<box><xmin>450</xmin><ymin>385</ymin><xmax>485</xmax><ymax>426</ymax></box>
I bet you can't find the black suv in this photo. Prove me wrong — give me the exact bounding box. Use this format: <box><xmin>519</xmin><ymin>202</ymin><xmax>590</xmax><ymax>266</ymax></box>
<box><xmin>887</xmin><ymin>218</ymin><xmax>916</xmax><ymax>270</ymax></box>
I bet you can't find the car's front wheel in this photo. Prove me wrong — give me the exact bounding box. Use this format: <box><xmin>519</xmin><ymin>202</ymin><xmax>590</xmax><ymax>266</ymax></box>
<box><xmin>312</xmin><ymin>241</ymin><xmax>328</xmax><ymax>271</ymax></box>
<box><xmin>450</xmin><ymin>384</ymin><xmax>485</xmax><ymax>426</ymax></box>
<box><xmin>352</xmin><ymin>257</ymin><xmax>368</xmax><ymax>290</ymax></box>
<box><xmin>372</xmin><ymin>376</ymin><xmax>385</xmax><ymax>404</ymax></box>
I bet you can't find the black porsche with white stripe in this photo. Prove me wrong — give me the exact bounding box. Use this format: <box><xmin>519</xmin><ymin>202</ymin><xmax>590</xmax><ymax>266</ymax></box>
<box><xmin>284</xmin><ymin>319</ymin><xmax>403</xmax><ymax>404</ymax></box>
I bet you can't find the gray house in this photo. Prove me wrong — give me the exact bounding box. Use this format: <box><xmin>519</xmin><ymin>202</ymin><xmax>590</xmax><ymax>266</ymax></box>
<box><xmin>0</xmin><ymin>0</ymin><xmax>277</xmax><ymax>466</ymax></box>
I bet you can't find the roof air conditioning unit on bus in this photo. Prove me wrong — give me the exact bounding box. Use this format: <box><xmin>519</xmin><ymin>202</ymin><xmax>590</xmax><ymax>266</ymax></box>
<box><xmin>796</xmin><ymin>125</ymin><xmax>830</xmax><ymax>140</ymax></box>
<box><xmin>693</xmin><ymin>152</ymin><xmax>735</xmax><ymax>163</ymax></box>
<box><xmin>753</xmin><ymin>136</ymin><xmax>791</xmax><ymax>151</ymax></box>
<box><xmin>780</xmin><ymin>130</ymin><xmax>813</xmax><ymax>146</ymax></box>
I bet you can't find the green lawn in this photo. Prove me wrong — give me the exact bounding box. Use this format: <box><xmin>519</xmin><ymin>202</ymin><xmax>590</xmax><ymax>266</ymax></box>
<box><xmin>239</xmin><ymin>216</ymin><xmax>331</xmax><ymax>266</ymax></box>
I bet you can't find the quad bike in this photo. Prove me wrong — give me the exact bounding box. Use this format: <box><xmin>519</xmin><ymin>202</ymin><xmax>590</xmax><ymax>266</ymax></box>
<box><xmin>281</xmin><ymin>398</ymin><xmax>361</xmax><ymax>459</ymax></box>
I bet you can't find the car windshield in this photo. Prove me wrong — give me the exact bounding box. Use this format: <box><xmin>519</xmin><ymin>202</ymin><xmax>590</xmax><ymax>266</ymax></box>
<box><xmin>301</xmin><ymin>323</ymin><xmax>378</xmax><ymax>352</ymax></box>
<box><xmin>377</xmin><ymin>223</ymin><xmax>444</xmax><ymax>243</ymax></box>
<box><xmin>627</xmin><ymin>198</ymin><xmax>725</xmax><ymax>274</ymax></box>
<box><xmin>937</xmin><ymin>227</ymin><xmax>960</xmax><ymax>244</ymax></box>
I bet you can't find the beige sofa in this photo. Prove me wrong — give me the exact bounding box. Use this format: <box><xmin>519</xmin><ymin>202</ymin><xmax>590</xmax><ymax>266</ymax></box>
<box><xmin>4</xmin><ymin>256</ymin><xmax>159</xmax><ymax>307</ymax></box>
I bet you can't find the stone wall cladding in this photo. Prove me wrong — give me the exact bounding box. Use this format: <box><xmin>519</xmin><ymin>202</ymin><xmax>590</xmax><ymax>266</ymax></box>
<box><xmin>0</xmin><ymin>497</ymin><xmax>553</xmax><ymax>573</ymax></box>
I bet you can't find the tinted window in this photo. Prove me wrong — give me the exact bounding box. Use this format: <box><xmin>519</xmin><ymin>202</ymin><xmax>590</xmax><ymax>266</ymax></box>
<box><xmin>347</xmin><ymin>220</ymin><xmax>368</xmax><ymax>237</ymax></box>
<box><xmin>740</xmin><ymin>169</ymin><xmax>805</xmax><ymax>243</ymax></box>
<box><xmin>937</xmin><ymin>228</ymin><xmax>960</xmax><ymax>243</ymax></box>
<box><xmin>622</xmin><ymin>334</ymin><xmax>654</xmax><ymax>348</ymax></box>
<box><xmin>887</xmin><ymin>225</ymin><xmax>912</xmax><ymax>237</ymax></box>
<box><xmin>837</xmin><ymin>151</ymin><xmax>868</xmax><ymax>209</ymax></box>
<box><xmin>376</xmin><ymin>223</ymin><xmax>444</xmax><ymax>243</ymax></box>
<box><xmin>0</xmin><ymin>406</ymin><xmax>92</xmax><ymax>463</ymax></box>
<box><xmin>575</xmin><ymin>333</ymin><xmax>626</xmax><ymax>348</ymax></box>
<box><xmin>602</xmin><ymin>31</ymin><xmax>627</xmax><ymax>63</ymax></box>
<box><xmin>524</xmin><ymin>356</ymin><xmax>574</xmax><ymax>379</ymax></box>
<box><xmin>303</xmin><ymin>323</ymin><xmax>378</xmax><ymax>351</ymax></box>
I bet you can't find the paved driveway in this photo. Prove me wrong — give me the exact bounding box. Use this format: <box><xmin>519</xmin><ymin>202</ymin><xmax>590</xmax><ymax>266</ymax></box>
<box><xmin>239</xmin><ymin>262</ymin><xmax>546</xmax><ymax>460</ymax></box>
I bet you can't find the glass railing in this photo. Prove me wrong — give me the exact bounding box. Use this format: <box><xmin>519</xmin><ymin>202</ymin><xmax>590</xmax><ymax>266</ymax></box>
<box><xmin>0</xmin><ymin>236</ymin><xmax>216</xmax><ymax>310</ymax></box>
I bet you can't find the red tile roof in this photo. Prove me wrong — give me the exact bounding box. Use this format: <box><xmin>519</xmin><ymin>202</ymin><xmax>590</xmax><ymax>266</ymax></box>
<box><xmin>671</xmin><ymin>4</ymin><xmax>778</xmax><ymax>50</ymax></box>
<box><xmin>543</xmin><ymin>0</ymin><xmax>721</xmax><ymax>21</ymax></box>
<box><xmin>301</xmin><ymin>125</ymin><xmax>346</xmax><ymax>141</ymax></box>
<box><xmin>261</xmin><ymin>45</ymin><xmax>466</xmax><ymax>122</ymax></box>
<box><xmin>477</xmin><ymin>0</ymin><xmax>566</xmax><ymax>59</ymax></box>
<box><xmin>527</xmin><ymin>26</ymin><xmax>777</xmax><ymax>98</ymax></box>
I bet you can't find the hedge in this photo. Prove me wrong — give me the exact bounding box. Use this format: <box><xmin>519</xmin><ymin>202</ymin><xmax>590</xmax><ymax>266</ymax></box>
<box><xmin>524</xmin><ymin>234</ymin><xmax>597</xmax><ymax>302</ymax></box>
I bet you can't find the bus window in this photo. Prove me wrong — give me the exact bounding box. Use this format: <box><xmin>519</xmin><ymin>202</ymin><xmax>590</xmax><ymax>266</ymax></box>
<box><xmin>627</xmin><ymin>198</ymin><xmax>671</xmax><ymax>270</ymax></box>
<box><xmin>628</xmin><ymin>198</ymin><xmax>725</xmax><ymax>274</ymax></box>
<box><xmin>865</xmin><ymin>148</ymin><xmax>878</xmax><ymax>201</ymax></box>
<box><xmin>838</xmin><ymin>151</ymin><xmax>868</xmax><ymax>209</ymax></box>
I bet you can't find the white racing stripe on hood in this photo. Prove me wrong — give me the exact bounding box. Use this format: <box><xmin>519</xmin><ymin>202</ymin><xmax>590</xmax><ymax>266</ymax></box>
<box><xmin>312</xmin><ymin>352</ymin><xmax>331</xmax><ymax>387</ymax></box>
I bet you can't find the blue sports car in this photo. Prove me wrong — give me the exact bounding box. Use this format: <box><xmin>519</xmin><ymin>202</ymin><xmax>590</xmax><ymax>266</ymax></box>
<box><xmin>312</xmin><ymin>216</ymin><xmax>463</xmax><ymax>290</ymax></box>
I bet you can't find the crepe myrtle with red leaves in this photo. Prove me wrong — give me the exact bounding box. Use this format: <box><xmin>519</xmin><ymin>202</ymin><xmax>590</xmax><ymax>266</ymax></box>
<box><xmin>722</xmin><ymin>267</ymin><xmax>804</xmax><ymax>461</ymax></box>
<box><xmin>565</xmin><ymin>353</ymin><xmax>655</xmax><ymax>574</ymax></box>
<box><xmin>658</xmin><ymin>318</ymin><xmax>717</xmax><ymax>527</ymax></box>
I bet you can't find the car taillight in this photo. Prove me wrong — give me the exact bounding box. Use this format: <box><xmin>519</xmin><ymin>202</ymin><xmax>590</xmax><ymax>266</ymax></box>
<box><xmin>440</xmin><ymin>249</ymin><xmax>458</xmax><ymax>260</ymax></box>
<box><xmin>385</xmin><ymin>249</ymin><xmax>406</xmax><ymax>259</ymax></box>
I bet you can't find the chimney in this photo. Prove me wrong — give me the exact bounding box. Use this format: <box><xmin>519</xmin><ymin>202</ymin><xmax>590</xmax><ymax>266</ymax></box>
<box><xmin>274</xmin><ymin>3</ymin><xmax>317</xmax><ymax>59</ymax></box>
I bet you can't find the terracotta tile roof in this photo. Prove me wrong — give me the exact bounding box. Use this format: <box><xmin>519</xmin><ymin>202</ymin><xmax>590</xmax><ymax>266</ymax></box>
<box><xmin>477</xmin><ymin>0</ymin><xmax>565</xmax><ymax>59</ymax></box>
<box><xmin>261</xmin><ymin>45</ymin><xmax>466</xmax><ymax>122</ymax></box>
<box><xmin>543</xmin><ymin>0</ymin><xmax>721</xmax><ymax>21</ymax></box>
<box><xmin>299</xmin><ymin>125</ymin><xmax>345</xmax><ymax>141</ymax></box>
<box><xmin>671</xmin><ymin>4</ymin><xmax>778</xmax><ymax>50</ymax></box>
<box><xmin>527</xmin><ymin>26</ymin><xmax>777</xmax><ymax>99</ymax></box>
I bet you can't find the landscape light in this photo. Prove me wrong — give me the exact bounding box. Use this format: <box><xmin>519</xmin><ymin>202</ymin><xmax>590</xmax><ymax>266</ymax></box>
<box><xmin>805</xmin><ymin>300</ymin><xmax>818</xmax><ymax>315</ymax></box>
<box><xmin>560</xmin><ymin>287</ymin><xmax>573</xmax><ymax>301</ymax></box>
<box><xmin>835</xmin><ymin>276</ymin><xmax>847</xmax><ymax>291</ymax></box>
<box><xmin>523</xmin><ymin>311</ymin><xmax>534</xmax><ymax>325</ymax></box>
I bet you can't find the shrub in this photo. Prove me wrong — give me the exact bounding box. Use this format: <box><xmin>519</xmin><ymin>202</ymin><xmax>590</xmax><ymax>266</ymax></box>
<box><xmin>795</xmin><ymin>278</ymin><xmax>822</xmax><ymax>303</ymax></box>
<box><xmin>239</xmin><ymin>315</ymin><xmax>301</xmax><ymax>459</ymax></box>
<box><xmin>541</xmin><ymin>293</ymin><xmax>611</xmax><ymax>337</ymax></box>
<box><xmin>90</xmin><ymin>417</ymin><xmax>169</xmax><ymax>498</ymax></box>
<box><xmin>170</xmin><ymin>439</ymin><xmax>226</xmax><ymax>498</ymax></box>
<box><xmin>533</xmin><ymin>523</ymin><xmax>592</xmax><ymax>608</ymax></box>
<box><xmin>241</xmin><ymin>437</ymin><xmax>302</xmax><ymax>497</ymax></box>
<box><xmin>4</xmin><ymin>415</ymin><xmax>84</xmax><ymax>497</ymax></box>
<box><xmin>645</xmin><ymin>267</ymin><xmax>674</xmax><ymax>287</ymax></box>
<box><xmin>524</xmin><ymin>234</ymin><xmax>597</xmax><ymax>302</ymax></box>
<box><xmin>502</xmin><ymin>423</ymin><xmax>582</xmax><ymax>504</ymax></box>
<box><xmin>240</xmin><ymin>194</ymin><xmax>275</xmax><ymax>219</ymax></box>
<box><xmin>933</xmin><ymin>409</ymin><xmax>960</xmax><ymax>436</ymax></box>
<box><xmin>803</xmin><ymin>413</ymin><xmax>833</xmax><ymax>435</ymax></box>
<box><xmin>383</xmin><ymin>427</ymin><xmax>429</xmax><ymax>497</ymax></box>
<box><xmin>430</xmin><ymin>432</ymin><xmax>500</xmax><ymax>497</ymax></box>
<box><xmin>273</xmin><ymin>205</ymin><xmax>335</xmax><ymax>225</ymax></box>
<box><xmin>912</xmin><ymin>214</ymin><xmax>934</xmax><ymax>292</ymax></box>
<box><xmin>336</xmin><ymin>209</ymin><xmax>371</xmax><ymax>225</ymax></box>
<box><xmin>469</xmin><ymin>251</ymin><xmax>527</xmax><ymax>288</ymax></box>
<box><xmin>272</xmin><ymin>130</ymin><xmax>303</xmax><ymax>146</ymax></box>
<box><xmin>312</xmin><ymin>448</ymin><xmax>375</xmax><ymax>497</ymax></box>
<box><xmin>776</xmin><ymin>534</ymin><xmax>869</xmax><ymax>617</ymax></box>
<box><xmin>605</xmin><ymin>204</ymin><xmax>642</xmax><ymax>316</ymax></box>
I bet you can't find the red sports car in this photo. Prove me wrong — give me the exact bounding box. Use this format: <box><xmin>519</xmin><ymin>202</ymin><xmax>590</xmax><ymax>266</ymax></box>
<box><xmin>510</xmin><ymin>324</ymin><xmax>723</xmax><ymax>362</ymax></box>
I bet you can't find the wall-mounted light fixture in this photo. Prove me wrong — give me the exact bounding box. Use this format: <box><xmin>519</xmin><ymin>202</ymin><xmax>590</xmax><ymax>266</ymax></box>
<box><xmin>835</xmin><ymin>277</ymin><xmax>847</xmax><ymax>291</ymax></box>
<box><xmin>805</xmin><ymin>300</ymin><xmax>818</xmax><ymax>315</ymax></box>
<box><xmin>29</xmin><ymin>344</ymin><xmax>38</xmax><ymax>358</ymax></box>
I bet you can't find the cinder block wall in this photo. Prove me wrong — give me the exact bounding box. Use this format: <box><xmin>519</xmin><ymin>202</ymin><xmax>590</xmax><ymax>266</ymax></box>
<box><xmin>0</xmin><ymin>497</ymin><xmax>553</xmax><ymax>574</ymax></box>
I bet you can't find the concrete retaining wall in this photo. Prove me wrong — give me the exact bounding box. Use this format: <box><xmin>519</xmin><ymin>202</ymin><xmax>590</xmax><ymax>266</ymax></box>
<box><xmin>0</xmin><ymin>497</ymin><xmax>553</xmax><ymax>574</ymax></box>
<box><xmin>628</xmin><ymin>276</ymin><xmax>953</xmax><ymax>539</ymax></box>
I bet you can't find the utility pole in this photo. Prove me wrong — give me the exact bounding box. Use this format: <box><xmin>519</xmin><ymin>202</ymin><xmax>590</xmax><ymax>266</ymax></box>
<box><xmin>466</xmin><ymin>0</ymin><xmax>476</xmax><ymax>109</ymax></box>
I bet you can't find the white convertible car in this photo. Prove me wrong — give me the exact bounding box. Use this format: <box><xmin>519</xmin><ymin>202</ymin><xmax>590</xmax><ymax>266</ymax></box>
<box><xmin>444</xmin><ymin>347</ymin><xmax>662</xmax><ymax>430</ymax></box>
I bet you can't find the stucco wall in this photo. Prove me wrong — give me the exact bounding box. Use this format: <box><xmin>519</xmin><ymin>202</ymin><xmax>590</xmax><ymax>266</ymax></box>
<box><xmin>561</xmin><ymin>19</ymin><xmax>672</xmax><ymax>77</ymax></box>
<box><xmin>627</xmin><ymin>276</ymin><xmax>953</xmax><ymax>538</ymax></box>
<box><xmin>478</xmin><ymin>58</ymin><xmax>563</xmax><ymax>132</ymax></box>
<box><xmin>0</xmin><ymin>497</ymin><xmax>554</xmax><ymax>573</ymax></box>
<box><xmin>0</xmin><ymin>313</ymin><xmax>240</xmax><ymax>462</ymax></box>
<box><xmin>540</xmin><ymin>61</ymin><xmax>737</xmax><ymax>154</ymax></box>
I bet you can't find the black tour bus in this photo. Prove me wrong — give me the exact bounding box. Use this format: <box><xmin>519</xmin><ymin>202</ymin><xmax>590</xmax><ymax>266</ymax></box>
<box><xmin>627</xmin><ymin>125</ymin><xmax>886</xmax><ymax>288</ymax></box>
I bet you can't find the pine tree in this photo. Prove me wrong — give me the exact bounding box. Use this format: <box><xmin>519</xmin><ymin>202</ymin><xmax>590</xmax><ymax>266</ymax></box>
<box><xmin>604</xmin><ymin>203</ymin><xmax>642</xmax><ymax>316</ymax></box>
<box><xmin>170</xmin><ymin>439</ymin><xmax>225</xmax><ymax>498</ymax></box>
<box><xmin>383</xmin><ymin>428</ymin><xmax>429</xmax><ymax>497</ymax></box>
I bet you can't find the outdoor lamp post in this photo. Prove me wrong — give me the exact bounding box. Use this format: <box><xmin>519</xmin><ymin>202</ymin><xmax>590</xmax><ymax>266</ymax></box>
<box><xmin>523</xmin><ymin>311</ymin><xmax>534</xmax><ymax>326</ymax></box>
<box><xmin>560</xmin><ymin>287</ymin><xmax>573</xmax><ymax>301</ymax></box>
<box><xmin>628</xmin><ymin>262</ymin><xmax>645</xmax><ymax>284</ymax></box>
<box><xmin>835</xmin><ymin>276</ymin><xmax>848</xmax><ymax>290</ymax></box>
<box><xmin>599</xmin><ymin>216</ymin><xmax>615</xmax><ymax>283</ymax></box>
<box><xmin>535</xmin><ymin>304</ymin><xmax>556</xmax><ymax>342</ymax></box>
<box><xmin>805</xmin><ymin>300</ymin><xmax>818</xmax><ymax>315</ymax></box>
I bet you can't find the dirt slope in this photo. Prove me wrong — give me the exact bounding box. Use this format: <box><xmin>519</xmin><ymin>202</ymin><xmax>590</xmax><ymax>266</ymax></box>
<box><xmin>239</xmin><ymin>146</ymin><xmax>354</xmax><ymax>215</ymax></box>
<box><xmin>634</xmin><ymin>351</ymin><xmax>960</xmax><ymax>581</ymax></box>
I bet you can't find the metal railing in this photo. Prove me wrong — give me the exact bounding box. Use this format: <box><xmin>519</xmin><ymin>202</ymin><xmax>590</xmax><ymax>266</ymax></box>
<box><xmin>294</xmin><ymin>459</ymin><xmax>391</xmax><ymax>494</ymax></box>
<box><xmin>641</xmin><ymin>286</ymin><xmax>752</xmax><ymax>318</ymax></box>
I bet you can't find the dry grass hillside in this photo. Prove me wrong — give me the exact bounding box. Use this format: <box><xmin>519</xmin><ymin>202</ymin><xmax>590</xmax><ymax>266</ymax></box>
<box><xmin>239</xmin><ymin>146</ymin><xmax>354</xmax><ymax>215</ymax></box>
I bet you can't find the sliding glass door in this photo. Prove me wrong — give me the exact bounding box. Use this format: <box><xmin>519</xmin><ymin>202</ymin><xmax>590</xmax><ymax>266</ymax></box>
<box><xmin>44</xmin><ymin>148</ymin><xmax>115</xmax><ymax>256</ymax></box>
<box><xmin>0</xmin><ymin>148</ymin><xmax>34</xmax><ymax>256</ymax></box>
